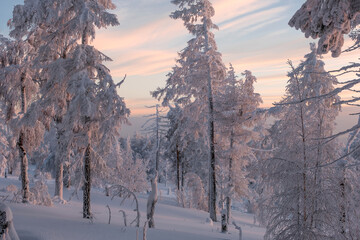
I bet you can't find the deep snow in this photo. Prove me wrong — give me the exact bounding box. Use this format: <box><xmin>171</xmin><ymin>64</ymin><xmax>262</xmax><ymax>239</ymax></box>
<box><xmin>0</xmin><ymin>174</ymin><xmax>265</xmax><ymax>240</ymax></box>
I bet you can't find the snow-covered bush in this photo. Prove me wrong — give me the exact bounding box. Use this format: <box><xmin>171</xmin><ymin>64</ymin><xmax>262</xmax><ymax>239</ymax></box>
<box><xmin>107</xmin><ymin>138</ymin><xmax>148</xmax><ymax>193</ymax></box>
<box><xmin>4</xmin><ymin>185</ymin><xmax>17</xmax><ymax>194</ymax></box>
<box><xmin>177</xmin><ymin>173</ymin><xmax>207</xmax><ymax>211</ymax></box>
<box><xmin>29</xmin><ymin>180</ymin><xmax>53</xmax><ymax>207</ymax></box>
<box><xmin>118</xmin><ymin>157</ymin><xmax>148</xmax><ymax>193</ymax></box>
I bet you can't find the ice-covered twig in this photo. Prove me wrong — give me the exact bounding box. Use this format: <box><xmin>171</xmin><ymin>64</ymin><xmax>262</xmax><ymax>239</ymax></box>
<box><xmin>118</xmin><ymin>210</ymin><xmax>127</xmax><ymax>226</ymax></box>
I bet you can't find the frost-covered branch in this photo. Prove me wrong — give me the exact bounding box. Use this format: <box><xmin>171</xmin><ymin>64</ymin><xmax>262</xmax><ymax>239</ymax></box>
<box><xmin>109</xmin><ymin>185</ymin><xmax>140</xmax><ymax>227</ymax></box>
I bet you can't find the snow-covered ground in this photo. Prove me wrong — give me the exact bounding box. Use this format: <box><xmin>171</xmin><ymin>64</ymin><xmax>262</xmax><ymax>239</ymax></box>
<box><xmin>0</xmin><ymin>175</ymin><xmax>265</xmax><ymax>240</ymax></box>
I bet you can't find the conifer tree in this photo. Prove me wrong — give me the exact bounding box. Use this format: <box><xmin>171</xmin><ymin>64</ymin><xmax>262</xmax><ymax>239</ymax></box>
<box><xmin>153</xmin><ymin>0</ymin><xmax>226</xmax><ymax>221</ymax></box>
<box><xmin>259</xmin><ymin>44</ymin><xmax>342</xmax><ymax>239</ymax></box>
<box><xmin>289</xmin><ymin>0</ymin><xmax>360</xmax><ymax>57</ymax></box>
<box><xmin>215</xmin><ymin>65</ymin><xmax>262</xmax><ymax>225</ymax></box>
<box><xmin>8</xmin><ymin>0</ymin><xmax>129</xmax><ymax>217</ymax></box>
<box><xmin>0</xmin><ymin>30</ymin><xmax>43</xmax><ymax>203</ymax></box>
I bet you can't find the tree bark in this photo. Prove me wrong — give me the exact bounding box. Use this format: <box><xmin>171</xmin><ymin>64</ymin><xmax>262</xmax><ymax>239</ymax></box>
<box><xmin>55</xmin><ymin>163</ymin><xmax>63</xmax><ymax>199</ymax></box>
<box><xmin>19</xmin><ymin>72</ymin><xmax>29</xmax><ymax>203</ymax></box>
<box><xmin>54</xmin><ymin>119</ymin><xmax>64</xmax><ymax>200</ymax></box>
<box><xmin>83</xmin><ymin>144</ymin><xmax>91</xmax><ymax>218</ymax></box>
<box><xmin>226</xmin><ymin>197</ymin><xmax>231</xmax><ymax>225</ymax></box>
<box><xmin>226</xmin><ymin>130</ymin><xmax>234</xmax><ymax>224</ymax></box>
<box><xmin>155</xmin><ymin>105</ymin><xmax>160</xmax><ymax>172</ymax></box>
<box><xmin>221</xmin><ymin>209</ymin><xmax>228</xmax><ymax>233</ymax></box>
<box><xmin>63</xmin><ymin>162</ymin><xmax>71</xmax><ymax>189</ymax></box>
<box><xmin>339</xmin><ymin>167</ymin><xmax>346</xmax><ymax>237</ymax></box>
<box><xmin>176</xmin><ymin>144</ymin><xmax>180</xmax><ymax>191</ymax></box>
<box><xmin>292</xmin><ymin>62</ymin><xmax>308</xmax><ymax>228</ymax></box>
<box><xmin>181</xmin><ymin>160</ymin><xmax>185</xmax><ymax>190</ymax></box>
<box><xmin>18</xmin><ymin>131</ymin><xmax>29</xmax><ymax>203</ymax></box>
<box><xmin>204</xmin><ymin>18</ymin><xmax>217</xmax><ymax>222</ymax></box>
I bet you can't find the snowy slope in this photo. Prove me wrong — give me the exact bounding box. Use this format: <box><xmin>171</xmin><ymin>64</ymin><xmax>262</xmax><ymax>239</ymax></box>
<box><xmin>0</xmin><ymin>176</ymin><xmax>265</xmax><ymax>240</ymax></box>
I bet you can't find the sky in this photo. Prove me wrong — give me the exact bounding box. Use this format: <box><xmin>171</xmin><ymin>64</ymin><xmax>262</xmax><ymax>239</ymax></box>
<box><xmin>1</xmin><ymin>0</ymin><xmax>359</xmax><ymax>135</ymax></box>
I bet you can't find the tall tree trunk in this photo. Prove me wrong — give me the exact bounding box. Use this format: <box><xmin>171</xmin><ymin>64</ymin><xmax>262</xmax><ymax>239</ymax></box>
<box><xmin>311</xmin><ymin>109</ymin><xmax>323</xmax><ymax>228</ymax></box>
<box><xmin>19</xmin><ymin>73</ymin><xmax>29</xmax><ymax>203</ymax></box>
<box><xmin>63</xmin><ymin>162</ymin><xmax>71</xmax><ymax>189</ymax></box>
<box><xmin>339</xmin><ymin>166</ymin><xmax>346</xmax><ymax>237</ymax></box>
<box><xmin>204</xmin><ymin>17</ymin><xmax>217</xmax><ymax>222</ymax></box>
<box><xmin>176</xmin><ymin>144</ymin><xmax>180</xmax><ymax>191</ymax></box>
<box><xmin>55</xmin><ymin>163</ymin><xmax>63</xmax><ymax>199</ymax></box>
<box><xmin>292</xmin><ymin>63</ymin><xmax>307</xmax><ymax>229</ymax></box>
<box><xmin>181</xmin><ymin>160</ymin><xmax>185</xmax><ymax>190</ymax></box>
<box><xmin>81</xmin><ymin>28</ymin><xmax>92</xmax><ymax>219</ymax></box>
<box><xmin>54</xmin><ymin>118</ymin><xmax>64</xmax><ymax>200</ymax></box>
<box><xmin>226</xmin><ymin>197</ymin><xmax>231</xmax><ymax>225</ymax></box>
<box><xmin>155</xmin><ymin>105</ymin><xmax>160</xmax><ymax>172</ymax></box>
<box><xmin>226</xmin><ymin>130</ymin><xmax>234</xmax><ymax>224</ymax></box>
<box><xmin>83</xmin><ymin>144</ymin><xmax>91</xmax><ymax>218</ymax></box>
<box><xmin>18</xmin><ymin>132</ymin><xmax>29</xmax><ymax>203</ymax></box>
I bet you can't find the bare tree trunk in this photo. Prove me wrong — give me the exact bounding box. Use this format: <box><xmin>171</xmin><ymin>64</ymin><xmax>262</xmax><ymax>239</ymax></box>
<box><xmin>18</xmin><ymin>132</ymin><xmax>29</xmax><ymax>203</ymax></box>
<box><xmin>291</xmin><ymin>62</ymin><xmax>308</xmax><ymax>229</ymax></box>
<box><xmin>226</xmin><ymin>130</ymin><xmax>234</xmax><ymax>224</ymax></box>
<box><xmin>83</xmin><ymin>144</ymin><xmax>91</xmax><ymax>218</ymax></box>
<box><xmin>221</xmin><ymin>209</ymin><xmax>228</xmax><ymax>233</ymax></box>
<box><xmin>311</xmin><ymin>110</ymin><xmax>323</xmax><ymax>228</ymax></box>
<box><xmin>226</xmin><ymin>197</ymin><xmax>231</xmax><ymax>224</ymax></box>
<box><xmin>19</xmin><ymin>73</ymin><xmax>29</xmax><ymax>203</ymax></box>
<box><xmin>54</xmin><ymin>119</ymin><xmax>64</xmax><ymax>199</ymax></box>
<box><xmin>176</xmin><ymin>144</ymin><xmax>180</xmax><ymax>191</ymax></box>
<box><xmin>155</xmin><ymin>105</ymin><xmax>160</xmax><ymax>172</ymax></box>
<box><xmin>181</xmin><ymin>160</ymin><xmax>185</xmax><ymax>190</ymax></box>
<box><xmin>63</xmin><ymin>162</ymin><xmax>71</xmax><ymax>189</ymax></box>
<box><xmin>204</xmin><ymin>17</ymin><xmax>217</xmax><ymax>223</ymax></box>
<box><xmin>339</xmin><ymin>166</ymin><xmax>346</xmax><ymax>237</ymax></box>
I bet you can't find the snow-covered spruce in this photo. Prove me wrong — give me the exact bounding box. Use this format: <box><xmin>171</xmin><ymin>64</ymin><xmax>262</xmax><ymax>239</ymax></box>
<box><xmin>215</xmin><ymin>64</ymin><xmax>262</xmax><ymax>226</ymax></box>
<box><xmin>289</xmin><ymin>0</ymin><xmax>360</xmax><ymax>57</ymax></box>
<box><xmin>152</xmin><ymin>0</ymin><xmax>227</xmax><ymax>222</ymax></box>
<box><xmin>7</xmin><ymin>0</ymin><xmax>129</xmax><ymax>215</ymax></box>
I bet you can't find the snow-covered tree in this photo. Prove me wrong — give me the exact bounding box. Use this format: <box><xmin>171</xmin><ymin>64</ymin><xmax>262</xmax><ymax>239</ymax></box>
<box><xmin>114</xmin><ymin>137</ymin><xmax>148</xmax><ymax>193</ymax></box>
<box><xmin>7</xmin><ymin>0</ymin><xmax>129</xmax><ymax>217</ymax></box>
<box><xmin>289</xmin><ymin>0</ymin><xmax>360</xmax><ymax>57</ymax></box>
<box><xmin>130</xmin><ymin>133</ymin><xmax>153</xmax><ymax>164</ymax></box>
<box><xmin>164</xmin><ymin>104</ymin><xmax>183</xmax><ymax>190</ymax></box>
<box><xmin>0</xmin><ymin>28</ymin><xmax>43</xmax><ymax>203</ymax></box>
<box><xmin>147</xmin><ymin>172</ymin><xmax>158</xmax><ymax>228</ymax></box>
<box><xmin>152</xmin><ymin>0</ymin><xmax>227</xmax><ymax>221</ymax></box>
<box><xmin>142</xmin><ymin>105</ymin><xmax>168</xmax><ymax>178</ymax></box>
<box><xmin>215</xmin><ymin>65</ymin><xmax>262</xmax><ymax>225</ymax></box>
<box><xmin>259</xmin><ymin>44</ymin><xmax>342</xmax><ymax>239</ymax></box>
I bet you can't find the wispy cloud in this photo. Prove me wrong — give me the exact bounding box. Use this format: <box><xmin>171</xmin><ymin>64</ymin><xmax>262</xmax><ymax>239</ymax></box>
<box><xmin>219</xmin><ymin>6</ymin><xmax>288</xmax><ymax>32</ymax></box>
<box><xmin>109</xmin><ymin>49</ymin><xmax>177</xmax><ymax>77</ymax></box>
<box><xmin>213</xmin><ymin>0</ymin><xmax>280</xmax><ymax>23</ymax></box>
<box><xmin>94</xmin><ymin>17</ymin><xmax>185</xmax><ymax>52</ymax></box>
<box><xmin>94</xmin><ymin>0</ymin><xmax>288</xmax><ymax>78</ymax></box>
